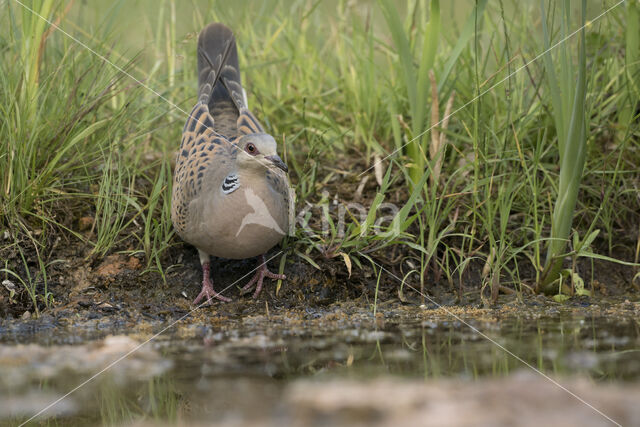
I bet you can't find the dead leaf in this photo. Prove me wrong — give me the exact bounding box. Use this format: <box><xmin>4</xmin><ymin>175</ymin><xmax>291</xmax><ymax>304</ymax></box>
<box><xmin>373</xmin><ymin>154</ymin><xmax>383</xmax><ymax>187</ymax></box>
<box><xmin>339</xmin><ymin>252</ymin><xmax>352</xmax><ymax>278</ymax></box>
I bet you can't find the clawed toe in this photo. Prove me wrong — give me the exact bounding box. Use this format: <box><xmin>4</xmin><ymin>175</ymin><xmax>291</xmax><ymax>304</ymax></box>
<box><xmin>194</xmin><ymin>257</ymin><xmax>286</xmax><ymax>303</ymax></box>
<box><xmin>265</xmin><ymin>271</ymin><xmax>286</xmax><ymax>280</ymax></box>
<box><xmin>239</xmin><ymin>271</ymin><xmax>260</xmax><ymax>295</ymax></box>
<box><xmin>239</xmin><ymin>256</ymin><xmax>286</xmax><ymax>299</ymax></box>
<box><xmin>193</xmin><ymin>289</ymin><xmax>231</xmax><ymax>305</ymax></box>
<box><xmin>194</xmin><ymin>261</ymin><xmax>231</xmax><ymax>305</ymax></box>
<box><xmin>193</xmin><ymin>286</ymin><xmax>231</xmax><ymax>305</ymax></box>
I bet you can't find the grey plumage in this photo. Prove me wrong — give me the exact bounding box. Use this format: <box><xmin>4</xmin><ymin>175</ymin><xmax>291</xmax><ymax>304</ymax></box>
<box><xmin>171</xmin><ymin>23</ymin><xmax>291</xmax><ymax>304</ymax></box>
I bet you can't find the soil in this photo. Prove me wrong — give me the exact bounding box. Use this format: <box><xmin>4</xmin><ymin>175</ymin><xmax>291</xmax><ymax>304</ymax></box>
<box><xmin>1</xmin><ymin>236</ymin><xmax>639</xmax><ymax>425</ymax></box>
<box><xmin>0</xmin><ymin>232</ymin><xmax>638</xmax><ymax>343</ymax></box>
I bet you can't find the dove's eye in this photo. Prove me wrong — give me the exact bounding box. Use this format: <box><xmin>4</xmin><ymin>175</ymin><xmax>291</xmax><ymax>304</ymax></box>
<box><xmin>245</xmin><ymin>143</ymin><xmax>258</xmax><ymax>155</ymax></box>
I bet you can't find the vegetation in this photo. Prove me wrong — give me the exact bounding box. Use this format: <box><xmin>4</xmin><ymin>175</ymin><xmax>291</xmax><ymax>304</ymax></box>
<box><xmin>1</xmin><ymin>0</ymin><xmax>638</xmax><ymax>313</ymax></box>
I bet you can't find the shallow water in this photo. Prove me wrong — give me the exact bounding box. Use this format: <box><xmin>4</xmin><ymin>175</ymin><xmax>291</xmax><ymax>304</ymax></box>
<box><xmin>2</xmin><ymin>303</ymin><xmax>640</xmax><ymax>426</ymax></box>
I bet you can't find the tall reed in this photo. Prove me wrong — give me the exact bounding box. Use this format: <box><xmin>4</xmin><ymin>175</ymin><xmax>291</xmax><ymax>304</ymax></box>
<box><xmin>540</xmin><ymin>0</ymin><xmax>588</xmax><ymax>291</ymax></box>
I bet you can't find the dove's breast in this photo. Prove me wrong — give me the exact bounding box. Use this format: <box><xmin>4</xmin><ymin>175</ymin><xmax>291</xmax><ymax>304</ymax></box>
<box><xmin>182</xmin><ymin>169</ymin><xmax>289</xmax><ymax>259</ymax></box>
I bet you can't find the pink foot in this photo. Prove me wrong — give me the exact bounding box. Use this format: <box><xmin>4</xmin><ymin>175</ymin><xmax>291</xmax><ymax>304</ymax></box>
<box><xmin>193</xmin><ymin>262</ymin><xmax>231</xmax><ymax>305</ymax></box>
<box><xmin>240</xmin><ymin>255</ymin><xmax>286</xmax><ymax>299</ymax></box>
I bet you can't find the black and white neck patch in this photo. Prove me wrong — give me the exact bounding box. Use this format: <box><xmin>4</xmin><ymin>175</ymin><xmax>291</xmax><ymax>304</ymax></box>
<box><xmin>221</xmin><ymin>173</ymin><xmax>240</xmax><ymax>194</ymax></box>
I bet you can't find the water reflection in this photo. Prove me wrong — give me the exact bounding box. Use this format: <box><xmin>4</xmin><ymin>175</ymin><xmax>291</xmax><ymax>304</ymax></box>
<box><xmin>2</xmin><ymin>312</ymin><xmax>639</xmax><ymax>425</ymax></box>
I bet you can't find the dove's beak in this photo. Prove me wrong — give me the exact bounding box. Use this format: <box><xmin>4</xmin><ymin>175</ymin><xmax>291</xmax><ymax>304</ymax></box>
<box><xmin>266</xmin><ymin>155</ymin><xmax>289</xmax><ymax>173</ymax></box>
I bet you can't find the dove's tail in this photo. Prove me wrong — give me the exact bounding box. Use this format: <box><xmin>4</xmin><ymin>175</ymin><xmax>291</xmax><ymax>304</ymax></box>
<box><xmin>197</xmin><ymin>23</ymin><xmax>246</xmax><ymax>136</ymax></box>
<box><xmin>197</xmin><ymin>23</ymin><xmax>240</xmax><ymax>106</ymax></box>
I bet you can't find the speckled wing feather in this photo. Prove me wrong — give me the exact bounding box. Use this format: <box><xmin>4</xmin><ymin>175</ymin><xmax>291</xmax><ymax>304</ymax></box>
<box><xmin>172</xmin><ymin>103</ymin><xmax>234</xmax><ymax>234</ymax></box>
<box><xmin>172</xmin><ymin>23</ymin><xmax>241</xmax><ymax>235</ymax></box>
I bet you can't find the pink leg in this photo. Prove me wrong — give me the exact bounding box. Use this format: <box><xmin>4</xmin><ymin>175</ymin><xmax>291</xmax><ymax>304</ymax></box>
<box><xmin>240</xmin><ymin>255</ymin><xmax>286</xmax><ymax>299</ymax></box>
<box><xmin>193</xmin><ymin>262</ymin><xmax>231</xmax><ymax>305</ymax></box>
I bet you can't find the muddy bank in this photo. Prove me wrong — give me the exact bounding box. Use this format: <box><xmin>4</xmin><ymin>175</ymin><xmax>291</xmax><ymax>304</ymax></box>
<box><xmin>2</xmin><ymin>235</ymin><xmax>639</xmax><ymax>326</ymax></box>
<box><xmin>1</xmin><ymin>237</ymin><xmax>639</xmax><ymax>425</ymax></box>
<box><xmin>2</xmin><ymin>286</ymin><xmax>639</xmax><ymax>346</ymax></box>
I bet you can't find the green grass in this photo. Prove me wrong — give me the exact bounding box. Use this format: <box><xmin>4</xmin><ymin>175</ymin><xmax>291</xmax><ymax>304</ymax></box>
<box><xmin>539</xmin><ymin>0</ymin><xmax>588</xmax><ymax>291</ymax></box>
<box><xmin>1</xmin><ymin>0</ymin><xmax>639</xmax><ymax>313</ymax></box>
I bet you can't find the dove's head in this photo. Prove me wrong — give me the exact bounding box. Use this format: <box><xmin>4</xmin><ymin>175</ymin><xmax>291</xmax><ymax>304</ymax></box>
<box><xmin>236</xmin><ymin>133</ymin><xmax>288</xmax><ymax>173</ymax></box>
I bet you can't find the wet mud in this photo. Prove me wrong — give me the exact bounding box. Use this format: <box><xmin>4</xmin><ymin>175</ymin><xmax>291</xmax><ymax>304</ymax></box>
<box><xmin>1</xmin><ymin>242</ymin><xmax>639</xmax><ymax>425</ymax></box>
<box><xmin>2</xmin><ymin>293</ymin><xmax>640</xmax><ymax>425</ymax></box>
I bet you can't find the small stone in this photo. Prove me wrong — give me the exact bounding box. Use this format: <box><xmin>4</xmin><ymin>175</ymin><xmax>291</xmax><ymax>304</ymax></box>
<box><xmin>2</xmin><ymin>280</ymin><xmax>16</xmax><ymax>292</ymax></box>
<box><xmin>95</xmin><ymin>255</ymin><xmax>140</xmax><ymax>277</ymax></box>
<box><xmin>78</xmin><ymin>216</ymin><xmax>94</xmax><ymax>231</ymax></box>
<box><xmin>97</xmin><ymin>302</ymin><xmax>117</xmax><ymax>312</ymax></box>
<box><xmin>126</xmin><ymin>257</ymin><xmax>141</xmax><ymax>270</ymax></box>
<box><xmin>22</xmin><ymin>311</ymin><xmax>31</xmax><ymax>320</ymax></box>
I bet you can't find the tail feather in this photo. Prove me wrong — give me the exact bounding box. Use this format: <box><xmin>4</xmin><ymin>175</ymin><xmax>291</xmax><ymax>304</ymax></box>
<box><xmin>196</xmin><ymin>43</ymin><xmax>229</xmax><ymax>106</ymax></box>
<box><xmin>197</xmin><ymin>23</ymin><xmax>261</xmax><ymax>138</ymax></box>
<box><xmin>197</xmin><ymin>23</ymin><xmax>242</xmax><ymax>108</ymax></box>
